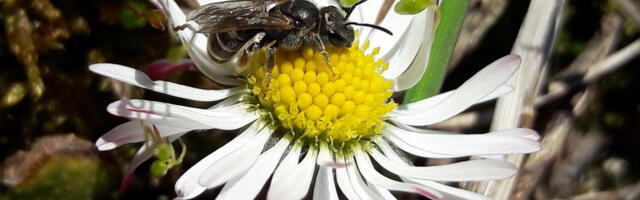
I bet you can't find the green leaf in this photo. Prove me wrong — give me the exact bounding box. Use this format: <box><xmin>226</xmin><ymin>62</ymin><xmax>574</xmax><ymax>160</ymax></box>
<box><xmin>402</xmin><ymin>0</ymin><xmax>469</xmax><ymax>104</ymax></box>
<box><xmin>394</xmin><ymin>0</ymin><xmax>437</xmax><ymax>15</ymax></box>
<box><xmin>339</xmin><ymin>0</ymin><xmax>359</xmax><ymax>7</ymax></box>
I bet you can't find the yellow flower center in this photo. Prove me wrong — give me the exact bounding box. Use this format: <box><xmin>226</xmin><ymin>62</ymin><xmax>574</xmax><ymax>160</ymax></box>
<box><xmin>247</xmin><ymin>40</ymin><xmax>396</xmax><ymax>144</ymax></box>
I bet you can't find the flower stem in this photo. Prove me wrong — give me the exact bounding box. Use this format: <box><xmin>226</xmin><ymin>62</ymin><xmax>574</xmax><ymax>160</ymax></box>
<box><xmin>402</xmin><ymin>0</ymin><xmax>469</xmax><ymax>104</ymax></box>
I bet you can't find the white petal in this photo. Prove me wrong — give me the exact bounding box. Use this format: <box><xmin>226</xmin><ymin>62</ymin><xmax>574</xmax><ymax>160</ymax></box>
<box><xmin>384</xmin><ymin>125</ymin><xmax>540</xmax><ymax>157</ymax></box>
<box><xmin>107</xmin><ymin>99</ymin><xmax>257</xmax><ymax>130</ymax></box>
<box><xmin>174</xmin><ymin>122</ymin><xmax>261</xmax><ymax>199</ymax></box>
<box><xmin>197</xmin><ymin>0</ymin><xmax>226</xmax><ymax>6</ymax></box>
<box><xmin>370</xmin><ymin>149</ymin><xmax>517</xmax><ymax>181</ymax></box>
<box><xmin>369</xmin><ymin>185</ymin><xmax>397</xmax><ymax>200</ymax></box>
<box><xmin>391</xmin><ymin>85</ymin><xmax>514</xmax><ymax>116</ymax></box>
<box><xmin>96</xmin><ymin>120</ymin><xmax>189</xmax><ymax>151</ymax></box>
<box><xmin>313</xmin><ymin>167</ymin><xmax>339</xmax><ymax>200</ymax></box>
<box><xmin>312</xmin><ymin>0</ymin><xmax>341</xmax><ymax>8</ymax></box>
<box><xmin>216</xmin><ymin>137</ymin><xmax>290</xmax><ymax>200</ymax></box>
<box><xmin>210</xmin><ymin>95</ymin><xmax>240</xmax><ymax>108</ymax></box>
<box><xmin>267</xmin><ymin>148</ymin><xmax>318</xmax><ymax>200</ymax></box>
<box><xmin>360</xmin><ymin>2</ymin><xmax>421</xmax><ymax>77</ymax></box>
<box><xmin>345</xmin><ymin>156</ymin><xmax>386</xmax><ymax>199</ymax></box>
<box><xmin>408</xmin><ymin>179</ymin><xmax>491</xmax><ymax>200</ymax></box>
<box><xmin>90</xmin><ymin>63</ymin><xmax>240</xmax><ymax>101</ymax></box>
<box><xmin>353</xmin><ymin>0</ymin><xmax>382</xmax><ymax>34</ymax></box>
<box><xmin>354</xmin><ymin>151</ymin><xmax>443</xmax><ymax>199</ymax></box>
<box><xmin>186</xmin><ymin>45</ymin><xmax>242</xmax><ymax>85</ymax></box>
<box><xmin>391</xmin><ymin>8</ymin><xmax>436</xmax><ymax>91</ymax></box>
<box><xmin>376</xmin><ymin>137</ymin><xmax>453</xmax><ymax>159</ymax></box>
<box><xmin>316</xmin><ymin>142</ymin><xmax>349</xmax><ymax>168</ymax></box>
<box><xmin>335</xmin><ymin>159</ymin><xmax>362</xmax><ymax>200</ymax></box>
<box><xmin>271</xmin><ymin>141</ymin><xmax>302</xmax><ymax>183</ymax></box>
<box><xmin>198</xmin><ymin>126</ymin><xmax>273</xmax><ymax>188</ymax></box>
<box><xmin>393</xmin><ymin>55</ymin><xmax>522</xmax><ymax>126</ymax></box>
<box><xmin>375</xmin><ymin>141</ymin><xmax>490</xmax><ymax>200</ymax></box>
<box><xmin>313</xmin><ymin>143</ymin><xmax>339</xmax><ymax>200</ymax></box>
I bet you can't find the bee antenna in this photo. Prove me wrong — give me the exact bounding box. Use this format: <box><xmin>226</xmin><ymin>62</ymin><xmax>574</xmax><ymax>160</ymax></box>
<box><xmin>344</xmin><ymin>0</ymin><xmax>368</xmax><ymax>20</ymax></box>
<box><xmin>344</xmin><ymin>22</ymin><xmax>393</xmax><ymax>36</ymax></box>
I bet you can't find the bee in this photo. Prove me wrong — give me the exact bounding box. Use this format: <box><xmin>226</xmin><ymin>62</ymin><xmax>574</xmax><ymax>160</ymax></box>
<box><xmin>179</xmin><ymin>0</ymin><xmax>392</xmax><ymax>82</ymax></box>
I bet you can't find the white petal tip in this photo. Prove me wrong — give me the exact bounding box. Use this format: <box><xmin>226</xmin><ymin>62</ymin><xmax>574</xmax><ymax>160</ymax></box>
<box><xmin>505</xmin><ymin>54</ymin><xmax>522</xmax><ymax>64</ymax></box>
<box><xmin>519</xmin><ymin>128</ymin><xmax>541</xmax><ymax>140</ymax></box>
<box><xmin>88</xmin><ymin>63</ymin><xmax>105</xmax><ymax>72</ymax></box>
<box><xmin>95</xmin><ymin>138</ymin><xmax>116</xmax><ymax>151</ymax></box>
<box><xmin>89</xmin><ymin>63</ymin><xmax>120</xmax><ymax>75</ymax></box>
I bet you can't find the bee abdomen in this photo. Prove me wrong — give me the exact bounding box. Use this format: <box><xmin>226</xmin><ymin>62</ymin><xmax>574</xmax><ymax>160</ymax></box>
<box><xmin>207</xmin><ymin>32</ymin><xmax>246</xmax><ymax>63</ymax></box>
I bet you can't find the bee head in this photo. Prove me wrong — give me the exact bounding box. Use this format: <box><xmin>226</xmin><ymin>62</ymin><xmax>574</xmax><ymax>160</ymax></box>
<box><xmin>319</xmin><ymin>6</ymin><xmax>355</xmax><ymax>48</ymax></box>
<box><xmin>319</xmin><ymin>1</ymin><xmax>392</xmax><ymax>48</ymax></box>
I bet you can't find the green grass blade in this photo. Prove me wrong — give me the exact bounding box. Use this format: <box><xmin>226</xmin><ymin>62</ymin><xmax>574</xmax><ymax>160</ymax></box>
<box><xmin>402</xmin><ymin>0</ymin><xmax>469</xmax><ymax>104</ymax></box>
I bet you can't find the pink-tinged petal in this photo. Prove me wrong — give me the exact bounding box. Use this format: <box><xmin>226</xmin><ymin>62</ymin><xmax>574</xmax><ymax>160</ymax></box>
<box><xmin>391</xmin><ymin>8</ymin><xmax>436</xmax><ymax>91</ymax></box>
<box><xmin>376</xmin><ymin>141</ymin><xmax>491</xmax><ymax>200</ymax></box>
<box><xmin>107</xmin><ymin>99</ymin><xmax>258</xmax><ymax>130</ymax></box>
<box><xmin>392</xmin><ymin>85</ymin><xmax>514</xmax><ymax>116</ymax></box>
<box><xmin>95</xmin><ymin>120</ymin><xmax>189</xmax><ymax>151</ymax></box>
<box><xmin>143</xmin><ymin>59</ymin><xmax>193</xmax><ymax>81</ymax></box>
<box><xmin>267</xmin><ymin>148</ymin><xmax>318</xmax><ymax>200</ymax></box>
<box><xmin>197</xmin><ymin>126</ymin><xmax>272</xmax><ymax>188</ymax></box>
<box><xmin>316</xmin><ymin>142</ymin><xmax>349</xmax><ymax>168</ymax></box>
<box><xmin>216</xmin><ymin>137</ymin><xmax>290</xmax><ymax>199</ymax></box>
<box><xmin>354</xmin><ymin>151</ymin><xmax>443</xmax><ymax>199</ymax></box>
<box><xmin>119</xmin><ymin>133</ymin><xmax>185</xmax><ymax>193</ymax></box>
<box><xmin>119</xmin><ymin>145</ymin><xmax>153</xmax><ymax>194</ymax></box>
<box><xmin>370</xmin><ymin>149</ymin><xmax>518</xmax><ymax>182</ymax></box>
<box><xmin>384</xmin><ymin>125</ymin><xmax>540</xmax><ymax>157</ymax></box>
<box><xmin>90</xmin><ymin>63</ymin><xmax>241</xmax><ymax>101</ymax></box>
<box><xmin>393</xmin><ymin>55</ymin><xmax>522</xmax><ymax>126</ymax></box>
<box><xmin>175</xmin><ymin>122</ymin><xmax>261</xmax><ymax>199</ymax></box>
<box><xmin>313</xmin><ymin>145</ymin><xmax>339</xmax><ymax>200</ymax></box>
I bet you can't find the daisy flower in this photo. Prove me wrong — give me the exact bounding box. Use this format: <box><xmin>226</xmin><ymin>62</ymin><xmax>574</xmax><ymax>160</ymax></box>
<box><xmin>91</xmin><ymin>0</ymin><xmax>540</xmax><ymax>199</ymax></box>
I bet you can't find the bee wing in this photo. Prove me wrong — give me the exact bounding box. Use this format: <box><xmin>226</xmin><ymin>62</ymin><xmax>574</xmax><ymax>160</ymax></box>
<box><xmin>188</xmin><ymin>0</ymin><xmax>293</xmax><ymax>33</ymax></box>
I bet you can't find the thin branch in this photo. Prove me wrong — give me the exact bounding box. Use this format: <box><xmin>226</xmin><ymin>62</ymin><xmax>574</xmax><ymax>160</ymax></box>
<box><xmin>535</xmin><ymin>38</ymin><xmax>640</xmax><ymax>106</ymax></box>
<box><xmin>613</xmin><ymin>0</ymin><xmax>640</xmax><ymax>26</ymax></box>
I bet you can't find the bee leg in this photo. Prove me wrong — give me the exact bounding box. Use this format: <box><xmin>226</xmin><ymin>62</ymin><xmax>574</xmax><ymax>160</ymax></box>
<box><xmin>311</xmin><ymin>33</ymin><xmax>333</xmax><ymax>74</ymax></box>
<box><xmin>262</xmin><ymin>42</ymin><xmax>279</xmax><ymax>98</ymax></box>
<box><xmin>172</xmin><ymin>22</ymin><xmax>198</xmax><ymax>48</ymax></box>
<box><xmin>263</xmin><ymin>42</ymin><xmax>278</xmax><ymax>84</ymax></box>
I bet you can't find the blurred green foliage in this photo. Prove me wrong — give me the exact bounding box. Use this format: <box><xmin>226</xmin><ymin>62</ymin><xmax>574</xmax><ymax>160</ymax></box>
<box><xmin>9</xmin><ymin>157</ymin><xmax>111</xmax><ymax>200</ymax></box>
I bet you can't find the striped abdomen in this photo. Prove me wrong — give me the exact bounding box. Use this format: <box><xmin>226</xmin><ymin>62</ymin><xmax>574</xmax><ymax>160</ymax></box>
<box><xmin>207</xmin><ymin>31</ymin><xmax>248</xmax><ymax>63</ymax></box>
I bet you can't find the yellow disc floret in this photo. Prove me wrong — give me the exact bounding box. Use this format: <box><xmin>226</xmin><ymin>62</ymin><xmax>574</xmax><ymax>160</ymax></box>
<box><xmin>248</xmin><ymin>41</ymin><xmax>396</xmax><ymax>143</ymax></box>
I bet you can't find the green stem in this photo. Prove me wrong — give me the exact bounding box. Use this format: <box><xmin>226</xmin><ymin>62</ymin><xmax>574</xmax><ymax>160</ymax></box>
<box><xmin>402</xmin><ymin>0</ymin><xmax>469</xmax><ymax>104</ymax></box>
